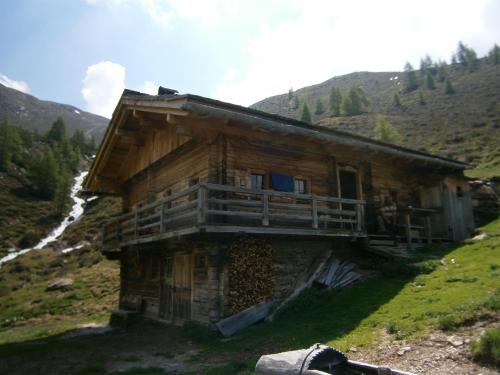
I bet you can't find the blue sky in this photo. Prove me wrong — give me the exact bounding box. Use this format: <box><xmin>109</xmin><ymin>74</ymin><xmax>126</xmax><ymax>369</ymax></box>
<box><xmin>1</xmin><ymin>0</ymin><xmax>499</xmax><ymax>118</ymax></box>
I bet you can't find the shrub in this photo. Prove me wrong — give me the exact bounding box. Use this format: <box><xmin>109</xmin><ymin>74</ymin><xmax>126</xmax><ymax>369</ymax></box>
<box><xmin>472</xmin><ymin>327</ymin><xmax>500</xmax><ymax>367</ymax></box>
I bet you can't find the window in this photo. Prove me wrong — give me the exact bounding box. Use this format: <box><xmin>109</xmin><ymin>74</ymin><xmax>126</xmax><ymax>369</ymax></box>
<box><xmin>294</xmin><ymin>179</ymin><xmax>307</xmax><ymax>194</ymax></box>
<box><xmin>456</xmin><ymin>186</ymin><xmax>464</xmax><ymax>198</ymax></box>
<box><xmin>251</xmin><ymin>174</ymin><xmax>265</xmax><ymax>190</ymax></box>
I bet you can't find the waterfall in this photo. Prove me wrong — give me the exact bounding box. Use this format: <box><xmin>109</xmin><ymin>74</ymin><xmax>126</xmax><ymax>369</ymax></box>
<box><xmin>0</xmin><ymin>171</ymin><xmax>89</xmax><ymax>267</ymax></box>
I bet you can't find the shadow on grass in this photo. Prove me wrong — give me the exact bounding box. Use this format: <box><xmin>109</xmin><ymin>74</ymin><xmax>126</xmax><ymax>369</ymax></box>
<box><xmin>0</xmin><ymin>244</ymin><xmax>459</xmax><ymax>374</ymax></box>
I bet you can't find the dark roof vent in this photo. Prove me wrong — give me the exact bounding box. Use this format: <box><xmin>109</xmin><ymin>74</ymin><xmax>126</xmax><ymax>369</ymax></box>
<box><xmin>158</xmin><ymin>86</ymin><xmax>179</xmax><ymax>96</ymax></box>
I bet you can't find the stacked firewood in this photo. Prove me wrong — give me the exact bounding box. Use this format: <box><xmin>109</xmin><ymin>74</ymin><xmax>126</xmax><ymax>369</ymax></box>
<box><xmin>228</xmin><ymin>238</ymin><xmax>273</xmax><ymax>314</ymax></box>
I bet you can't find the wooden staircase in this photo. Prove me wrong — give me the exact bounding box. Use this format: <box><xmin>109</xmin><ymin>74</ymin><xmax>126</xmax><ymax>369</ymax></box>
<box><xmin>367</xmin><ymin>235</ymin><xmax>420</xmax><ymax>259</ymax></box>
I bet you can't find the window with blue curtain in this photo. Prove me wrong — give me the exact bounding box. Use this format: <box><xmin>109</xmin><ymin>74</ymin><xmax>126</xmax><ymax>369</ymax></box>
<box><xmin>270</xmin><ymin>172</ymin><xmax>294</xmax><ymax>192</ymax></box>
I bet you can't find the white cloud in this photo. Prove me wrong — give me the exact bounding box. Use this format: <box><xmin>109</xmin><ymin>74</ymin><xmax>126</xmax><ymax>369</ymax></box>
<box><xmin>85</xmin><ymin>0</ymin><xmax>240</xmax><ymax>26</ymax></box>
<box><xmin>81</xmin><ymin>61</ymin><xmax>125</xmax><ymax>118</ymax></box>
<box><xmin>0</xmin><ymin>73</ymin><xmax>30</xmax><ymax>93</ymax></box>
<box><xmin>214</xmin><ymin>0</ymin><xmax>494</xmax><ymax>106</ymax></box>
<box><xmin>136</xmin><ymin>80</ymin><xmax>158</xmax><ymax>95</ymax></box>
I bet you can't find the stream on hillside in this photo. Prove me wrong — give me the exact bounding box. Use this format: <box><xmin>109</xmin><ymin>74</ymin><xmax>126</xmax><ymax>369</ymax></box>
<box><xmin>0</xmin><ymin>170</ymin><xmax>90</xmax><ymax>267</ymax></box>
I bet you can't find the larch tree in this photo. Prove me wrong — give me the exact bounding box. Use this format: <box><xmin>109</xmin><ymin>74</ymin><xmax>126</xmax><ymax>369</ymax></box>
<box><xmin>488</xmin><ymin>44</ymin><xmax>500</xmax><ymax>65</ymax></box>
<box><xmin>404</xmin><ymin>62</ymin><xmax>419</xmax><ymax>92</ymax></box>
<box><xmin>444</xmin><ymin>78</ymin><xmax>455</xmax><ymax>95</ymax></box>
<box><xmin>315</xmin><ymin>98</ymin><xmax>325</xmax><ymax>115</ymax></box>
<box><xmin>300</xmin><ymin>103</ymin><xmax>312</xmax><ymax>124</ymax></box>
<box><xmin>329</xmin><ymin>86</ymin><xmax>342</xmax><ymax>115</ymax></box>
<box><xmin>374</xmin><ymin>115</ymin><xmax>400</xmax><ymax>144</ymax></box>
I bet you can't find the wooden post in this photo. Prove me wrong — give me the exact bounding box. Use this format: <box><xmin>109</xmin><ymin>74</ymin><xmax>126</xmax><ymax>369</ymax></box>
<box><xmin>425</xmin><ymin>214</ymin><xmax>432</xmax><ymax>244</ymax></box>
<box><xmin>262</xmin><ymin>193</ymin><xmax>269</xmax><ymax>226</ymax></box>
<box><xmin>312</xmin><ymin>198</ymin><xmax>318</xmax><ymax>229</ymax></box>
<box><xmin>197</xmin><ymin>185</ymin><xmax>206</xmax><ymax>224</ymax></box>
<box><xmin>134</xmin><ymin>212</ymin><xmax>139</xmax><ymax>239</ymax></box>
<box><xmin>355</xmin><ymin>204</ymin><xmax>362</xmax><ymax>232</ymax></box>
<box><xmin>160</xmin><ymin>202</ymin><xmax>165</xmax><ymax>232</ymax></box>
<box><xmin>405</xmin><ymin>211</ymin><xmax>412</xmax><ymax>251</ymax></box>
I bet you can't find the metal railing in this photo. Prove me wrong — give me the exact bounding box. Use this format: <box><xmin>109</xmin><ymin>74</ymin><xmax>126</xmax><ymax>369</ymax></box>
<box><xmin>102</xmin><ymin>183</ymin><xmax>366</xmax><ymax>247</ymax></box>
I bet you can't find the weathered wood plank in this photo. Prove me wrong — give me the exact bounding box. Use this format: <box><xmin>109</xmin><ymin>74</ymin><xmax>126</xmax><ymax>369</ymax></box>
<box><xmin>216</xmin><ymin>300</ymin><xmax>274</xmax><ymax>337</ymax></box>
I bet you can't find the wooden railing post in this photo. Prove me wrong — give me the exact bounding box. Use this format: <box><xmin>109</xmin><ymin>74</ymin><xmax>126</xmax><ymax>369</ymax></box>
<box><xmin>197</xmin><ymin>185</ymin><xmax>206</xmax><ymax>224</ymax></box>
<box><xmin>355</xmin><ymin>204</ymin><xmax>363</xmax><ymax>232</ymax></box>
<box><xmin>425</xmin><ymin>214</ymin><xmax>432</xmax><ymax>244</ymax></box>
<box><xmin>262</xmin><ymin>193</ymin><xmax>269</xmax><ymax>226</ymax></box>
<box><xmin>134</xmin><ymin>212</ymin><xmax>139</xmax><ymax>239</ymax></box>
<box><xmin>405</xmin><ymin>210</ymin><xmax>412</xmax><ymax>250</ymax></box>
<box><xmin>312</xmin><ymin>198</ymin><xmax>318</xmax><ymax>229</ymax></box>
<box><xmin>160</xmin><ymin>202</ymin><xmax>165</xmax><ymax>232</ymax></box>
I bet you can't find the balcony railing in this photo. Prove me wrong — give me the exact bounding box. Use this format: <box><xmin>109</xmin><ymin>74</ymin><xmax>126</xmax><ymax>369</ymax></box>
<box><xmin>102</xmin><ymin>183</ymin><xmax>366</xmax><ymax>248</ymax></box>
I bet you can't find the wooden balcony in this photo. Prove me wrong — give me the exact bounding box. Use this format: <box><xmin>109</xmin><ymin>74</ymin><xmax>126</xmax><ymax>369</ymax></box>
<box><xmin>102</xmin><ymin>183</ymin><xmax>367</xmax><ymax>250</ymax></box>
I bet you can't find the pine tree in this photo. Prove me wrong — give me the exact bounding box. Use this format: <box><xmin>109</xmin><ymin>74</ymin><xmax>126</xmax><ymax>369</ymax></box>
<box><xmin>456</xmin><ymin>41</ymin><xmax>478</xmax><ymax>72</ymax></box>
<box><xmin>0</xmin><ymin>121</ymin><xmax>21</xmax><ymax>172</ymax></box>
<box><xmin>71</xmin><ymin>129</ymin><xmax>86</xmax><ymax>152</ymax></box>
<box><xmin>373</xmin><ymin>115</ymin><xmax>400</xmax><ymax>144</ymax></box>
<box><xmin>444</xmin><ymin>78</ymin><xmax>455</xmax><ymax>95</ymax></box>
<box><xmin>300</xmin><ymin>103</ymin><xmax>312</xmax><ymax>124</ymax></box>
<box><xmin>419</xmin><ymin>55</ymin><xmax>433</xmax><ymax>76</ymax></box>
<box><xmin>451</xmin><ymin>53</ymin><xmax>458</xmax><ymax>65</ymax></box>
<box><xmin>488</xmin><ymin>44</ymin><xmax>500</xmax><ymax>65</ymax></box>
<box><xmin>426</xmin><ymin>72</ymin><xmax>436</xmax><ymax>90</ymax></box>
<box><xmin>28</xmin><ymin>148</ymin><xmax>60</xmax><ymax>199</ymax></box>
<box><xmin>46</xmin><ymin>117</ymin><xmax>67</xmax><ymax>144</ymax></box>
<box><xmin>88</xmin><ymin>135</ymin><xmax>96</xmax><ymax>153</ymax></box>
<box><xmin>393</xmin><ymin>93</ymin><xmax>401</xmax><ymax>107</ymax></box>
<box><xmin>55</xmin><ymin>167</ymin><xmax>72</xmax><ymax>215</ymax></box>
<box><xmin>403</xmin><ymin>62</ymin><xmax>419</xmax><ymax>93</ymax></box>
<box><xmin>437</xmin><ymin>61</ymin><xmax>448</xmax><ymax>82</ymax></box>
<box><xmin>293</xmin><ymin>95</ymin><xmax>300</xmax><ymax>110</ymax></box>
<box><xmin>419</xmin><ymin>90</ymin><xmax>426</xmax><ymax>105</ymax></box>
<box><xmin>314</xmin><ymin>98</ymin><xmax>325</xmax><ymax>115</ymax></box>
<box><xmin>288</xmin><ymin>87</ymin><xmax>294</xmax><ymax>100</ymax></box>
<box><xmin>329</xmin><ymin>86</ymin><xmax>342</xmax><ymax>115</ymax></box>
<box><xmin>342</xmin><ymin>85</ymin><xmax>369</xmax><ymax>115</ymax></box>
<box><xmin>61</xmin><ymin>138</ymin><xmax>81</xmax><ymax>172</ymax></box>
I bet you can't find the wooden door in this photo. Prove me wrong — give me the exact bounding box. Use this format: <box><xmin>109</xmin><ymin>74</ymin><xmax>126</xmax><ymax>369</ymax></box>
<box><xmin>172</xmin><ymin>254</ymin><xmax>192</xmax><ymax>323</ymax></box>
<box><xmin>159</xmin><ymin>256</ymin><xmax>173</xmax><ymax>321</ymax></box>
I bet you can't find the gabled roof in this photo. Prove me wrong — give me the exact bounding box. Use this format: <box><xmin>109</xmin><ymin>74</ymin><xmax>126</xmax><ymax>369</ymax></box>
<box><xmin>85</xmin><ymin>88</ymin><xmax>471</xmax><ymax>191</ymax></box>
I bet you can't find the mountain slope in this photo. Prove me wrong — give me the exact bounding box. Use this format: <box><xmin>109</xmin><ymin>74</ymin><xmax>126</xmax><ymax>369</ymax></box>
<box><xmin>251</xmin><ymin>60</ymin><xmax>500</xmax><ymax>175</ymax></box>
<box><xmin>0</xmin><ymin>83</ymin><xmax>108</xmax><ymax>141</ymax></box>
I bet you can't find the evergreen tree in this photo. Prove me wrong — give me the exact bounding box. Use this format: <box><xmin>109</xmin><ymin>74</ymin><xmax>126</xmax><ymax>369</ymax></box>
<box><xmin>55</xmin><ymin>167</ymin><xmax>72</xmax><ymax>215</ymax></box>
<box><xmin>288</xmin><ymin>87</ymin><xmax>294</xmax><ymax>100</ymax></box>
<box><xmin>314</xmin><ymin>98</ymin><xmax>325</xmax><ymax>115</ymax></box>
<box><xmin>437</xmin><ymin>61</ymin><xmax>448</xmax><ymax>82</ymax></box>
<box><xmin>456</xmin><ymin>41</ymin><xmax>478</xmax><ymax>72</ymax></box>
<box><xmin>373</xmin><ymin>115</ymin><xmax>400</xmax><ymax>144</ymax></box>
<box><xmin>88</xmin><ymin>135</ymin><xmax>96</xmax><ymax>153</ymax></box>
<box><xmin>60</xmin><ymin>138</ymin><xmax>81</xmax><ymax>172</ymax></box>
<box><xmin>343</xmin><ymin>85</ymin><xmax>369</xmax><ymax>115</ymax></box>
<box><xmin>444</xmin><ymin>78</ymin><xmax>455</xmax><ymax>95</ymax></box>
<box><xmin>328</xmin><ymin>86</ymin><xmax>342</xmax><ymax>115</ymax></box>
<box><xmin>418</xmin><ymin>90</ymin><xmax>426</xmax><ymax>105</ymax></box>
<box><xmin>451</xmin><ymin>53</ymin><xmax>458</xmax><ymax>65</ymax></box>
<box><xmin>393</xmin><ymin>93</ymin><xmax>401</xmax><ymax>107</ymax></box>
<box><xmin>425</xmin><ymin>72</ymin><xmax>436</xmax><ymax>90</ymax></box>
<box><xmin>419</xmin><ymin>55</ymin><xmax>433</xmax><ymax>76</ymax></box>
<box><xmin>71</xmin><ymin>129</ymin><xmax>86</xmax><ymax>152</ymax></box>
<box><xmin>403</xmin><ymin>62</ymin><xmax>419</xmax><ymax>92</ymax></box>
<box><xmin>28</xmin><ymin>148</ymin><xmax>59</xmax><ymax>199</ymax></box>
<box><xmin>300</xmin><ymin>103</ymin><xmax>312</xmax><ymax>124</ymax></box>
<box><xmin>293</xmin><ymin>95</ymin><xmax>300</xmax><ymax>110</ymax></box>
<box><xmin>46</xmin><ymin>117</ymin><xmax>67</xmax><ymax>144</ymax></box>
<box><xmin>0</xmin><ymin>121</ymin><xmax>22</xmax><ymax>172</ymax></box>
<box><xmin>488</xmin><ymin>44</ymin><xmax>500</xmax><ymax>65</ymax></box>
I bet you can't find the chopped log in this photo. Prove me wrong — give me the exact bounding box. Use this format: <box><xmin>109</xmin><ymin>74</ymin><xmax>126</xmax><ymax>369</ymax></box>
<box><xmin>216</xmin><ymin>300</ymin><xmax>274</xmax><ymax>337</ymax></box>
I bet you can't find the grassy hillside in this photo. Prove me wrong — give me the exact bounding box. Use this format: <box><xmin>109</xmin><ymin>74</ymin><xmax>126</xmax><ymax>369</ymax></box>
<box><xmin>251</xmin><ymin>59</ymin><xmax>500</xmax><ymax>177</ymax></box>
<box><xmin>0</xmin><ymin>218</ymin><xmax>498</xmax><ymax>374</ymax></box>
<box><xmin>0</xmin><ymin>83</ymin><xmax>108</xmax><ymax>141</ymax></box>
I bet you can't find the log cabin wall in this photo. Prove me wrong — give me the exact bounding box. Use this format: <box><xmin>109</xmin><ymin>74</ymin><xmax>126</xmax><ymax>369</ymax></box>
<box><xmin>123</xmin><ymin>140</ymin><xmax>212</xmax><ymax>210</ymax></box>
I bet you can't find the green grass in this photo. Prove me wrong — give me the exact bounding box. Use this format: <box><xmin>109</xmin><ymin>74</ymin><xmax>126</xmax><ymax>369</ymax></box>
<box><xmin>189</xmin><ymin>219</ymin><xmax>499</xmax><ymax>358</ymax></box>
<box><xmin>472</xmin><ymin>327</ymin><xmax>500</xmax><ymax>367</ymax></box>
<box><xmin>0</xmin><ymin>219</ymin><xmax>498</xmax><ymax>374</ymax></box>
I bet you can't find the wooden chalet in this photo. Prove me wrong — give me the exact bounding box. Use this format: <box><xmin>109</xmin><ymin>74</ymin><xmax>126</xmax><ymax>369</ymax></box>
<box><xmin>85</xmin><ymin>87</ymin><xmax>474</xmax><ymax>325</ymax></box>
